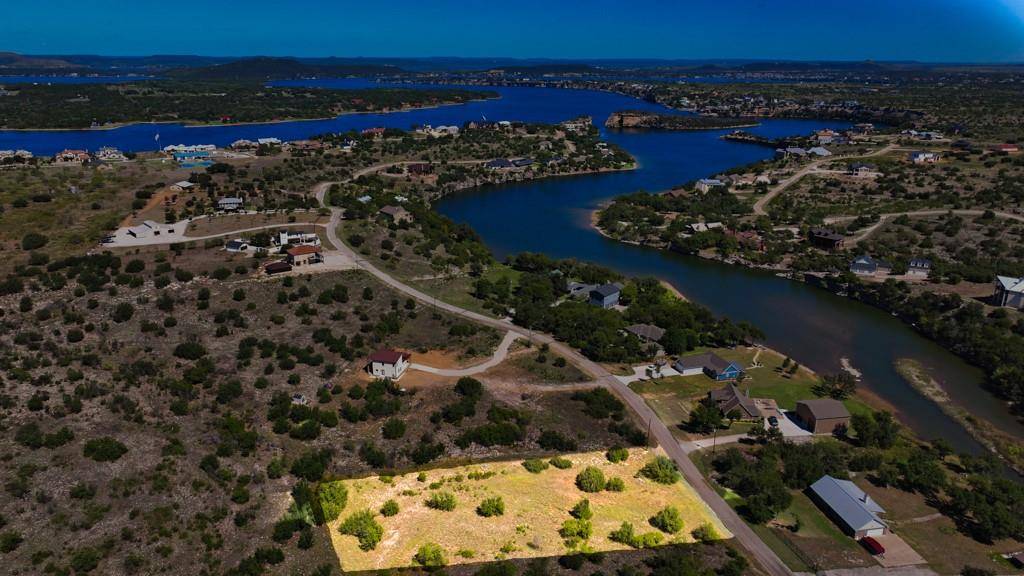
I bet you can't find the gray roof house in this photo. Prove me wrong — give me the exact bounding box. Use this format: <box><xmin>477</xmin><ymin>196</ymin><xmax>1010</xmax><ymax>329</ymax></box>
<box><xmin>808</xmin><ymin>475</ymin><xmax>888</xmax><ymax>539</ymax></box>
<box><xmin>589</xmin><ymin>283</ymin><xmax>623</xmax><ymax>309</ymax></box>
<box><xmin>708</xmin><ymin>383</ymin><xmax>762</xmax><ymax>419</ymax></box>
<box><xmin>218</xmin><ymin>197</ymin><xmax>244</xmax><ymax>211</ymax></box>
<box><xmin>624</xmin><ymin>324</ymin><xmax>665</xmax><ymax>343</ymax></box>
<box><xmin>850</xmin><ymin>255</ymin><xmax>892</xmax><ymax>276</ymax></box>
<box><xmin>674</xmin><ymin>352</ymin><xmax>744</xmax><ymax>381</ymax></box>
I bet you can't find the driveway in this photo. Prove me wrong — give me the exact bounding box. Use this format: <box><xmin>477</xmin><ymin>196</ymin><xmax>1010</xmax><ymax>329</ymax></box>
<box><xmin>410</xmin><ymin>331</ymin><xmax>520</xmax><ymax>377</ymax></box>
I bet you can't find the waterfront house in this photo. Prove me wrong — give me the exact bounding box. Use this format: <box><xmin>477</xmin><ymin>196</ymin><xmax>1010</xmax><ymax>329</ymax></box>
<box><xmin>795</xmin><ymin>399</ymin><xmax>850</xmax><ymax>434</ymax></box>
<box><xmin>257</xmin><ymin>137</ymin><xmax>282</xmax><ymax>146</ymax></box>
<box><xmin>561</xmin><ymin>116</ymin><xmax>592</xmax><ymax>133</ymax></box>
<box><xmin>231</xmin><ymin>139</ymin><xmax>257</xmax><ymax>150</ymax></box>
<box><xmin>588</xmin><ymin>283</ymin><xmax>623</xmax><ymax>309</ymax></box>
<box><xmin>54</xmin><ymin>149</ymin><xmax>90</xmax><ymax>165</ymax></box>
<box><xmin>217</xmin><ymin>197</ymin><xmax>244</xmax><ymax>212</ymax></box>
<box><xmin>695</xmin><ymin>178</ymin><xmax>725</xmax><ymax>193</ymax></box>
<box><xmin>995</xmin><ymin>275</ymin><xmax>1024</xmax><ymax>309</ymax></box>
<box><xmin>96</xmin><ymin>147</ymin><xmax>127</xmax><ymax>161</ymax></box>
<box><xmin>624</xmin><ymin>324</ymin><xmax>666</xmax><ymax>344</ymax></box>
<box><xmin>808</xmin><ymin>475</ymin><xmax>888</xmax><ymax>539</ymax></box>
<box><xmin>486</xmin><ymin>158</ymin><xmax>514</xmax><ymax>170</ymax></box>
<box><xmin>367</xmin><ymin>348</ymin><xmax>411</xmax><ymax>381</ymax></box>
<box><xmin>171</xmin><ymin>181</ymin><xmax>195</xmax><ymax>192</ymax></box>
<box><xmin>688</xmin><ymin>222</ymin><xmax>724</xmax><ymax>234</ymax></box>
<box><xmin>707</xmin><ymin>383</ymin><xmax>762</xmax><ymax>419</ymax></box>
<box><xmin>361</xmin><ymin>127</ymin><xmax>386</xmax><ymax>138</ymax></box>
<box><xmin>674</xmin><ymin>352</ymin><xmax>743</xmax><ymax>381</ymax></box>
<box><xmin>512</xmin><ymin>157</ymin><xmax>534</xmax><ymax>168</ymax></box>
<box><xmin>379</xmin><ymin>205</ymin><xmax>413</xmax><ymax>224</ymax></box>
<box><xmin>910</xmin><ymin>151</ymin><xmax>939</xmax><ymax>164</ymax></box>
<box><xmin>286</xmin><ymin>245</ymin><xmax>323</xmax><ymax>267</ymax></box>
<box><xmin>808</xmin><ymin>146</ymin><xmax>832</xmax><ymax>157</ymax></box>
<box><xmin>849</xmin><ymin>255</ymin><xmax>892</xmax><ymax>277</ymax></box>
<box><xmin>567</xmin><ymin>282</ymin><xmax>598</xmax><ymax>299</ymax></box>
<box><xmin>907</xmin><ymin>258</ymin><xmax>932</xmax><ymax>278</ymax></box>
<box><xmin>809</xmin><ymin>228</ymin><xmax>845</xmax><ymax>250</ymax></box>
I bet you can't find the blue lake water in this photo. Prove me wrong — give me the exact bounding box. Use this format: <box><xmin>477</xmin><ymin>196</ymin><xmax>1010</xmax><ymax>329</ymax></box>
<box><xmin>1</xmin><ymin>80</ymin><xmax>1019</xmax><ymax>455</ymax></box>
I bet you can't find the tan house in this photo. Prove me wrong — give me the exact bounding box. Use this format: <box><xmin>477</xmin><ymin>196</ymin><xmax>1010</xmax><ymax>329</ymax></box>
<box><xmin>286</xmin><ymin>245</ymin><xmax>323</xmax><ymax>267</ymax></box>
<box><xmin>795</xmin><ymin>399</ymin><xmax>850</xmax><ymax>434</ymax></box>
<box><xmin>379</xmin><ymin>205</ymin><xmax>413</xmax><ymax>224</ymax></box>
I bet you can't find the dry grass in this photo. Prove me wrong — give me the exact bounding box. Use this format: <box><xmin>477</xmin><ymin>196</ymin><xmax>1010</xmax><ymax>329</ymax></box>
<box><xmin>324</xmin><ymin>447</ymin><xmax>730</xmax><ymax>571</ymax></box>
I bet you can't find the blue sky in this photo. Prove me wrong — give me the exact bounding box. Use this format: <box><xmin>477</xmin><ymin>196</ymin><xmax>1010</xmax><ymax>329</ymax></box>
<box><xmin>3</xmin><ymin>0</ymin><xmax>1024</xmax><ymax>61</ymax></box>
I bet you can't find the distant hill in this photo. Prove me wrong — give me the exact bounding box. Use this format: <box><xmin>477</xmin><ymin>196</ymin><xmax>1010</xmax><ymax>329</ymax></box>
<box><xmin>166</xmin><ymin>57</ymin><xmax>403</xmax><ymax>81</ymax></box>
<box><xmin>486</xmin><ymin>63</ymin><xmax>602</xmax><ymax>75</ymax></box>
<box><xmin>0</xmin><ymin>52</ymin><xmax>84</xmax><ymax>70</ymax></box>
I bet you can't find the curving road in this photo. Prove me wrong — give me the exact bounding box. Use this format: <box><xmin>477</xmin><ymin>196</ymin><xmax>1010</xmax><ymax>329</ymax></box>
<box><xmin>410</xmin><ymin>330</ymin><xmax>521</xmax><ymax>377</ymax></box>
<box><xmin>314</xmin><ymin>181</ymin><xmax>794</xmax><ymax>576</ymax></box>
<box><xmin>752</xmin><ymin>144</ymin><xmax>897</xmax><ymax>216</ymax></box>
<box><xmin>826</xmin><ymin>208</ymin><xmax>1024</xmax><ymax>244</ymax></box>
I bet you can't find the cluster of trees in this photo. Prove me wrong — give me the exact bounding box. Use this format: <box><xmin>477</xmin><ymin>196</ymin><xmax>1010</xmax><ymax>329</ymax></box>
<box><xmin>0</xmin><ymin>82</ymin><xmax>496</xmax><ymax>129</ymax></box>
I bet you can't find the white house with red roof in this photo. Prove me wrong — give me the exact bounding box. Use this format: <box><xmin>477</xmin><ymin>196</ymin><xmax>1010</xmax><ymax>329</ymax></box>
<box><xmin>367</xmin><ymin>349</ymin><xmax>411</xmax><ymax>381</ymax></box>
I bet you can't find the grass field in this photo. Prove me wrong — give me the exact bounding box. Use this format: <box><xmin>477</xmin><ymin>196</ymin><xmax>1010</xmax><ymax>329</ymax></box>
<box><xmin>324</xmin><ymin>448</ymin><xmax>730</xmax><ymax>571</ymax></box>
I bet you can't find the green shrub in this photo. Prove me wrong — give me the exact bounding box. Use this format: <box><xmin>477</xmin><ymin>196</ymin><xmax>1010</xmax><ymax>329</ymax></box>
<box><xmin>414</xmin><ymin>542</ymin><xmax>446</xmax><ymax>568</ymax></box>
<box><xmin>83</xmin><ymin>437</ymin><xmax>128</xmax><ymax>462</ymax></box>
<box><xmin>338</xmin><ymin>510</ymin><xmax>383</xmax><ymax>551</ymax></box>
<box><xmin>380</xmin><ymin>499</ymin><xmax>399</xmax><ymax>517</ymax></box>
<box><xmin>608</xmin><ymin>521</ymin><xmax>663</xmax><ymax>549</ymax></box>
<box><xmin>382</xmin><ymin>418</ymin><xmax>406</xmax><ymax>439</ymax></box>
<box><xmin>604</xmin><ymin>477</ymin><xmax>625</xmax><ymax>492</ymax></box>
<box><xmin>570</xmin><ymin>498</ymin><xmax>593</xmax><ymax>520</ymax></box>
<box><xmin>606</xmin><ymin>446</ymin><xmax>629</xmax><ymax>463</ymax></box>
<box><xmin>575</xmin><ymin>466</ymin><xmax>606</xmax><ymax>493</ymax></box>
<box><xmin>21</xmin><ymin>233</ymin><xmax>48</xmax><ymax>251</ymax></box>
<box><xmin>691</xmin><ymin>522</ymin><xmax>719</xmax><ymax>542</ymax></box>
<box><xmin>549</xmin><ymin>456</ymin><xmax>572</xmax><ymax>469</ymax></box>
<box><xmin>522</xmin><ymin>458</ymin><xmax>550</xmax><ymax>474</ymax></box>
<box><xmin>559</xmin><ymin>518</ymin><xmax>593</xmax><ymax>543</ymax></box>
<box><xmin>649</xmin><ymin>506</ymin><xmax>683</xmax><ymax>534</ymax></box>
<box><xmin>476</xmin><ymin>496</ymin><xmax>505</xmax><ymax>517</ymax></box>
<box><xmin>425</xmin><ymin>491</ymin><xmax>457</xmax><ymax>511</ymax></box>
<box><xmin>317</xmin><ymin>482</ymin><xmax>348</xmax><ymax>523</ymax></box>
<box><xmin>537</xmin><ymin>429</ymin><xmax>577</xmax><ymax>451</ymax></box>
<box><xmin>638</xmin><ymin>456</ymin><xmax>680</xmax><ymax>484</ymax></box>
<box><xmin>0</xmin><ymin>530</ymin><xmax>23</xmax><ymax>553</ymax></box>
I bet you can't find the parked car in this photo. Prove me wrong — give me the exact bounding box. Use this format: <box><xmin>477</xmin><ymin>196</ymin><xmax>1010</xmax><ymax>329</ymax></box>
<box><xmin>768</xmin><ymin>416</ymin><xmax>779</xmax><ymax>427</ymax></box>
<box><xmin>860</xmin><ymin>536</ymin><xmax>885</xmax><ymax>555</ymax></box>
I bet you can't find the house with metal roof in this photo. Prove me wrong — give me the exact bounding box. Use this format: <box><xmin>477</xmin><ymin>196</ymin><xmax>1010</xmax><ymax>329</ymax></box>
<box><xmin>907</xmin><ymin>258</ymin><xmax>932</xmax><ymax>278</ymax></box>
<box><xmin>808</xmin><ymin>475</ymin><xmax>888</xmax><ymax>539</ymax></box>
<box><xmin>218</xmin><ymin>197</ymin><xmax>244</xmax><ymax>212</ymax></box>
<box><xmin>995</xmin><ymin>275</ymin><xmax>1024</xmax><ymax>309</ymax></box>
<box><xmin>795</xmin><ymin>399</ymin><xmax>850</xmax><ymax>433</ymax></box>
<box><xmin>695</xmin><ymin>178</ymin><xmax>725</xmax><ymax>193</ymax></box>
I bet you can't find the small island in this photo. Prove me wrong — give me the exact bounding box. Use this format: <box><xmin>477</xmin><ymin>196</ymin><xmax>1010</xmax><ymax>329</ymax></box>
<box><xmin>605</xmin><ymin>110</ymin><xmax>759</xmax><ymax>131</ymax></box>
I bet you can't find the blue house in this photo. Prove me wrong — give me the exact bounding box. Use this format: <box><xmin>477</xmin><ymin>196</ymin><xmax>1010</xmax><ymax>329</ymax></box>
<box><xmin>674</xmin><ymin>352</ymin><xmax>743</xmax><ymax>381</ymax></box>
<box><xmin>588</xmin><ymin>283</ymin><xmax>623</xmax><ymax>309</ymax></box>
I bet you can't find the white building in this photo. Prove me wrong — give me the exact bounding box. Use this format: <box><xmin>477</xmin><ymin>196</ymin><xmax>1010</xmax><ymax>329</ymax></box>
<box><xmin>278</xmin><ymin>230</ymin><xmax>321</xmax><ymax>247</ymax></box>
<box><xmin>367</xmin><ymin>349</ymin><xmax>411</xmax><ymax>381</ymax></box>
<box><xmin>127</xmin><ymin>220</ymin><xmax>177</xmax><ymax>239</ymax></box>
<box><xmin>695</xmin><ymin>178</ymin><xmax>725</xmax><ymax>193</ymax></box>
<box><xmin>170</xmin><ymin>181</ymin><xmax>196</xmax><ymax>192</ymax></box>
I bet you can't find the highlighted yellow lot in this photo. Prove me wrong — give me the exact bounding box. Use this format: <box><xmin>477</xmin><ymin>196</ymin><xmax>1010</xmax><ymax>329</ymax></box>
<box><xmin>325</xmin><ymin>447</ymin><xmax>730</xmax><ymax>571</ymax></box>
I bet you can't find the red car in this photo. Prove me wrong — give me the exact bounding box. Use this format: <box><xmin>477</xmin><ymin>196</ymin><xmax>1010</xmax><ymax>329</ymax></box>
<box><xmin>860</xmin><ymin>536</ymin><xmax>885</xmax><ymax>555</ymax></box>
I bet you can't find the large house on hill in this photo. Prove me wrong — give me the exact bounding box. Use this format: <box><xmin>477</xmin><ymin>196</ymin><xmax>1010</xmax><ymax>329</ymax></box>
<box><xmin>995</xmin><ymin>275</ymin><xmax>1024</xmax><ymax>309</ymax></box>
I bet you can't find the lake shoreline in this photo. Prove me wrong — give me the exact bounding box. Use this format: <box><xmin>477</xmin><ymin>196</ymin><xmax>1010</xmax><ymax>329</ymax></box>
<box><xmin>0</xmin><ymin>95</ymin><xmax>501</xmax><ymax>133</ymax></box>
<box><xmin>590</xmin><ymin>211</ymin><xmax>1024</xmax><ymax>455</ymax></box>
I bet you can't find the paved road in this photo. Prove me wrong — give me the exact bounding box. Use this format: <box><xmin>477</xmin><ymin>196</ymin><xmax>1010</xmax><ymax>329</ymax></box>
<box><xmin>314</xmin><ymin>181</ymin><xmax>794</xmax><ymax>576</ymax></box>
<box><xmin>752</xmin><ymin>144</ymin><xmax>897</xmax><ymax>216</ymax></box>
<box><xmin>411</xmin><ymin>330</ymin><xmax>521</xmax><ymax>376</ymax></box>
